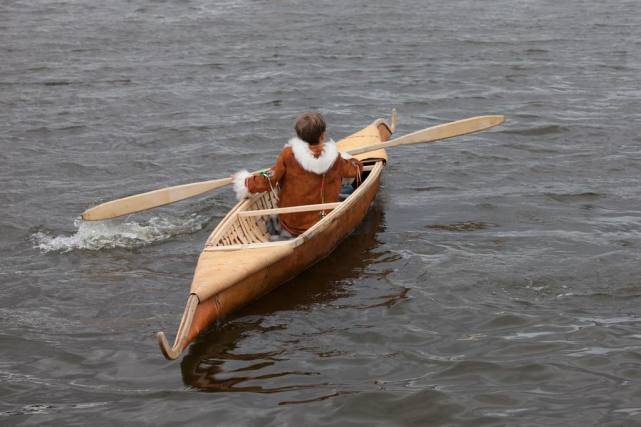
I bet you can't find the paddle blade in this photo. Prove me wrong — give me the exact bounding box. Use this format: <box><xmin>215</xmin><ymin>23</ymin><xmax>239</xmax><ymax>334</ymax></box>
<box><xmin>347</xmin><ymin>115</ymin><xmax>505</xmax><ymax>156</ymax></box>
<box><xmin>395</xmin><ymin>114</ymin><xmax>504</xmax><ymax>147</ymax></box>
<box><xmin>82</xmin><ymin>177</ymin><xmax>233</xmax><ymax>221</ymax></box>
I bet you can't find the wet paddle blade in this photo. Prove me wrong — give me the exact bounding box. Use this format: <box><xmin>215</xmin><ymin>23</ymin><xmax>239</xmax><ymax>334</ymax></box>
<box><xmin>81</xmin><ymin>177</ymin><xmax>233</xmax><ymax>221</ymax></box>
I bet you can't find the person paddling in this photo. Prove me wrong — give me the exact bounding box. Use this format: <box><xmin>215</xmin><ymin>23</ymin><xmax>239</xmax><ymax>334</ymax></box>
<box><xmin>233</xmin><ymin>112</ymin><xmax>362</xmax><ymax>238</ymax></box>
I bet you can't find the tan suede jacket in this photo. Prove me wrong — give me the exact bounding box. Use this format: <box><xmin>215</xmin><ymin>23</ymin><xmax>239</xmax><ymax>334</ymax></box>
<box><xmin>241</xmin><ymin>138</ymin><xmax>362</xmax><ymax>236</ymax></box>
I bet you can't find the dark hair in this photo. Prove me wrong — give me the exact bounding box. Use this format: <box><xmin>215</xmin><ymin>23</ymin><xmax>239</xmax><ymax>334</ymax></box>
<box><xmin>294</xmin><ymin>112</ymin><xmax>326</xmax><ymax>145</ymax></box>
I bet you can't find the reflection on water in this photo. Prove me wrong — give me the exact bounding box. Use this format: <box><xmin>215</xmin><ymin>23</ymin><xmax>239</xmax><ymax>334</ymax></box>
<box><xmin>181</xmin><ymin>320</ymin><xmax>316</xmax><ymax>393</ymax></box>
<box><xmin>181</xmin><ymin>202</ymin><xmax>395</xmax><ymax>392</ymax></box>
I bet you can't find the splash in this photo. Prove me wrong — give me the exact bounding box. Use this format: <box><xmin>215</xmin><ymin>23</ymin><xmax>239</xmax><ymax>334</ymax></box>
<box><xmin>32</xmin><ymin>214</ymin><xmax>210</xmax><ymax>253</ymax></box>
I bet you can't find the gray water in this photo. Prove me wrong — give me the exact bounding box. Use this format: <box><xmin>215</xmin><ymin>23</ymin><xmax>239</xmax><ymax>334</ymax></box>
<box><xmin>2</xmin><ymin>0</ymin><xmax>641</xmax><ymax>425</ymax></box>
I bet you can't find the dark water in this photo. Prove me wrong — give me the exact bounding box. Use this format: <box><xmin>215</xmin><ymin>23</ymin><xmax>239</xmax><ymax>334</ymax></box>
<box><xmin>2</xmin><ymin>0</ymin><xmax>641</xmax><ymax>425</ymax></box>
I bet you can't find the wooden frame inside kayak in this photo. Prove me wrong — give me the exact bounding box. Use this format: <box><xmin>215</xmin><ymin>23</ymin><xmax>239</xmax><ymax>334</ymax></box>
<box><xmin>157</xmin><ymin>115</ymin><xmax>394</xmax><ymax>360</ymax></box>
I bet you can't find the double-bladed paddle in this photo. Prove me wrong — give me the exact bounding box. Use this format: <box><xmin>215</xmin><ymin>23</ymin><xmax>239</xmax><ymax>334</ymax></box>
<box><xmin>81</xmin><ymin>114</ymin><xmax>504</xmax><ymax>221</ymax></box>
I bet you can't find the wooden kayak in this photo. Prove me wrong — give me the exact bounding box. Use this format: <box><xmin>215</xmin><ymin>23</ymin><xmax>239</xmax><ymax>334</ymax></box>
<box><xmin>157</xmin><ymin>114</ymin><xmax>396</xmax><ymax>360</ymax></box>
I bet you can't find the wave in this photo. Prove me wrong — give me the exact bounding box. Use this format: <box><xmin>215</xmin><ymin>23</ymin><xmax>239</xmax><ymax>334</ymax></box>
<box><xmin>502</xmin><ymin>125</ymin><xmax>569</xmax><ymax>136</ymax></box>
<box><xmin>426</xmin><ymin>222</ymin><xmax>494</xmax><ymax>232</ymax></box>
<box><xmin>32</xmin><ymin>214</ymin><xmax>210</xmax><ymax>253</ymax></box>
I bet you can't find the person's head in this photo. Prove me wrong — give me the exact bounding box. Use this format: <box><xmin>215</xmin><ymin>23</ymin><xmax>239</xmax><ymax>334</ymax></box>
<box><xmin>294</xmin><ymin>112</ymin><xmax>326</xmax><ymax>145</ymax></box>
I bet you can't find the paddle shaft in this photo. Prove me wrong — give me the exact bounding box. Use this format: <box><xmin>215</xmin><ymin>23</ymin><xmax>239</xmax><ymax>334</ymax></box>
<box><xmin>238</xmin><ymin>202</ymin><xmax>341</xmax><ymax>217</ymax></box>
<box><xmin>82</xmin><ymin>114</ymin><xmax>504</xmax><ymax>221</ymax></box>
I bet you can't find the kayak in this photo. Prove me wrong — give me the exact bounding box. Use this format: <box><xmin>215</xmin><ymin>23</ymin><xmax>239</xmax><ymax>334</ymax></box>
<box><xmin>157</xmin><ymin>115</ymin><xmax>395</xmax><ymax>360</ymax></box>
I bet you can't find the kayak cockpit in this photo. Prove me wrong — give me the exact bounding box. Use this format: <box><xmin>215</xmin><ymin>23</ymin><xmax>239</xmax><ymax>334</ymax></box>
<box><xmin>203</xmin><ymin>161</ymin><xmax>383</xmax><ymax>251</ymax></box>
<box><xmin>206</xmin><ymin>191</ymin><xmax>281</xmax><ymax>247</ymax></box>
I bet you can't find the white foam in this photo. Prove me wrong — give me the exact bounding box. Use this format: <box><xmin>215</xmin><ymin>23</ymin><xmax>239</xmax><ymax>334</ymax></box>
<box><xmin>32</xmin><ymin>215</ymin><xmax>208</xmax><ymax>253</ymax></box>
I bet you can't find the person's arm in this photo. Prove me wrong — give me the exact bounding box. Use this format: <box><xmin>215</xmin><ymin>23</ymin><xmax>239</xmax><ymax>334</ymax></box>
<box><xmin>337</xmin><ymin>153</ymin><xmax>363</xmax><ymax>178</ymax></box>
<box><xmin>232</xmin><ymin>151</ymin><xmax>286</xmax><ymax>200</ymax></box>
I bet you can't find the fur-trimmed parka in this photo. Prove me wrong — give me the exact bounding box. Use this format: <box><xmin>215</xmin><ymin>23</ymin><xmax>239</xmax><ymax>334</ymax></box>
<box><xmin>233</xmin><ymin>137</ymin><xmax>362</xmax><ymax>236</ymax></box>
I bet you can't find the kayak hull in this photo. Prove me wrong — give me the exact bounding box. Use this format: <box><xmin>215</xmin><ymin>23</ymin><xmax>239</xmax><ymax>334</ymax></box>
<box><xmin>158</xmin><ymin>119</ymin><xmax>392</xmax><ymax>359</ymax></box>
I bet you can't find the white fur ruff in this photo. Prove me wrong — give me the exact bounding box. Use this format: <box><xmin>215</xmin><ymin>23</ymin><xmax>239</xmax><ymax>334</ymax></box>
<box><xmin>232</xmin><ymin>169</ymin><xmax>252</xmax><ymax>200</ymax></box>
<box><xmin>286</xmin><ymin>137</ymin><xmax>338</xmax><ymax>175</ymax></box>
